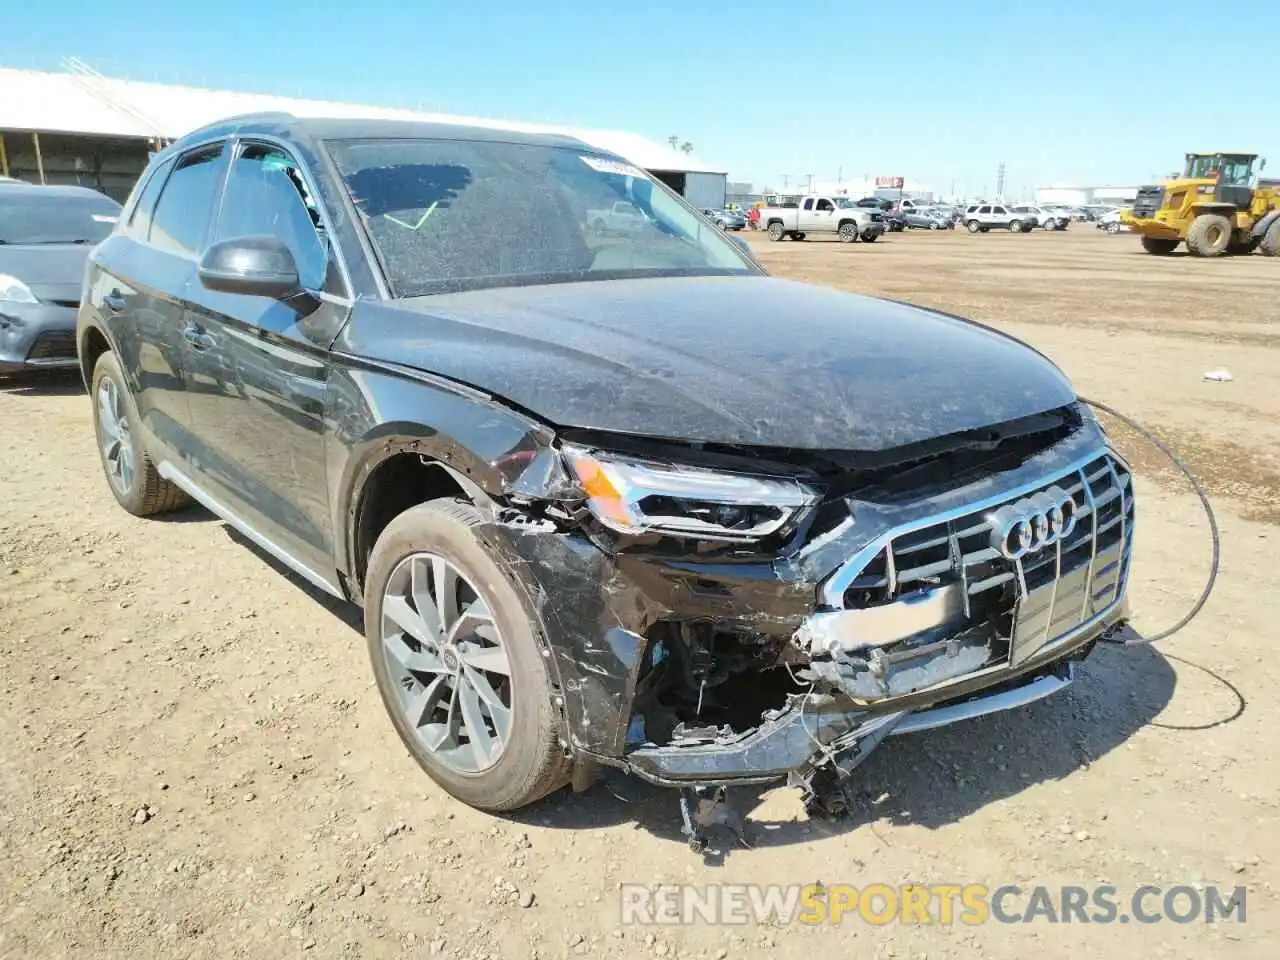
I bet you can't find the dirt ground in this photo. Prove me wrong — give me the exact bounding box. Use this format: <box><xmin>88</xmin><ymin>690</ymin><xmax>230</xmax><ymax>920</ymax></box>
<box><xmin>2</xmin><ymin>227</ymin><xmax>1277</xmax><ymax>959</ymax></box>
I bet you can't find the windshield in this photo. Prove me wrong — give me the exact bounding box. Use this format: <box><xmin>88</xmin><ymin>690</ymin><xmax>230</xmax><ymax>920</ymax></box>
<box><xmin>834</xmin><ymin>198</ymin><xmax>860</xmax><ymax>209</ymax></box>
<box><xmin>327</xmin><ymin>138</ymin><xmax>755</xmax><ymax>297</ymax></box>
<box><xmin>1184</xmin><ymin>155</ymin><xmax>1254</xmax><ymax>185</ymax></box>
<box><xmin>0</xmin><ymin>190</ymin><xmax>120</xmax><ymax>244</ymax></box>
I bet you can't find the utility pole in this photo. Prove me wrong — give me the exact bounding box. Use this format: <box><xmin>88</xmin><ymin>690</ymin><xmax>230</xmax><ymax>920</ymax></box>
<box><xmin>806</xmin><ymin>173</ymin><xmax>814</xmax><ymax>193</ymax></box>
<box><xmin>782</xmin><ymin>174</ymin><xmax>790</xmax><ymax>191</ymax></box>
<box><xmin>996</xmin><ymin>162</ymin><xmax>1006</xmax><ymax>200</ymax></box>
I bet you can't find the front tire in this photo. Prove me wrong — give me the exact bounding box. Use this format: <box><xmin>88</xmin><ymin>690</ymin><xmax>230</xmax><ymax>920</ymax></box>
<box><xmin>792</xmin><ymin>232</ymin><xmax>806</xmax><ymax>241</ymax></box>
<box><xmin>861</xmin><ymin>231</ymin><xmax>879</xmax><ymax>242</ymax></box>
<box><xmin>364</xmin><ymin>499</ymin><xmax>568</xmax><ymax>812</ymax></box>
<box><xmin>1106</xmin><ymin>221</ymin><xmax>1122</xmax><ymax>234</ymax></box>
<box><xmin>1009</xmin><ymin>219</ymin><xmax>1024</xmax><ymax>233</ymax></box>
<box><xmin>1141</xmin><ymin>236</ymin><xmax>1179</xmax><ymax>255</ymax></box>
<box><xmin>91</xmin><ymin>352</ymin><xmax>189</xmax><ymax>517</ymax></box>
<box><xmin>1185</xmin><ymin>213</ymin><xmax>1233</xmax><ymax>257</ymax></box>
<box><xmin>838</xmin><ymin>222</ymin><xmax>859</xmax><ymax>243</ymax></box>
<box><xmin>967</xmin><ymin>220</ymin><xmax>981</xmax><ymax>233</ymax></box>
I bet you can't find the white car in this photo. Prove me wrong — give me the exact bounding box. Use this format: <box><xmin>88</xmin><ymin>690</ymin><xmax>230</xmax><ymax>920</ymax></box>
<box><xmin>1009</xmin><ymin>203</ymin><xmax>1069</xmax><ymax>231</ymax></box>
<box><xmin>586</xmin><ymin>200</ymin><xmax>649</xmax><ymax>234</ymax></box>
<box><xmin>1097</xmin><ymin>208</ymin><xmax>1127</xmax><ymax>234</ymax></box>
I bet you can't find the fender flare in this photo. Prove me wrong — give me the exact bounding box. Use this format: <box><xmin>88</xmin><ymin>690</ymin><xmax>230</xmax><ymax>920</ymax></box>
<box><xmin>1251</xmin><ymin>208</ymin><xmax>1280</xmax><ymax>239</ymax></box>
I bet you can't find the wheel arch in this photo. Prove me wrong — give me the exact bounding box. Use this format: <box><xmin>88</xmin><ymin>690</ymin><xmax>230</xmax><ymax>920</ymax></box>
<box><xmin>1251</xmin><ymin>208</ymin><xmax>1280</xmax><ymax>238</ymax></box>
<box><xmin>78</xmin><ymin>323</ymin><xmax>114</xmax><ymax>390</ymax></box>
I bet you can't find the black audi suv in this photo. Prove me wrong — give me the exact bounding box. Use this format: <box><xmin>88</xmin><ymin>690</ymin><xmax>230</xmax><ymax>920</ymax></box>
<box><xmin>77</xmin><ymin>114</ymin><xmax>1133</xmax><ymax>819</ymax></box>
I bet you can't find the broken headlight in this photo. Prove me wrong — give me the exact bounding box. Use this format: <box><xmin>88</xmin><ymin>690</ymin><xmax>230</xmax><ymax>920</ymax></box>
<box><xmin>562</xmin><ymin>446</ymin><xmax>818</xmax><ymax>541</ymax></box>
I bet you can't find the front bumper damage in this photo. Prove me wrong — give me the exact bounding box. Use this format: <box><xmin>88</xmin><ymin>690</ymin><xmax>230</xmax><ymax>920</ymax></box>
<box><xmin>478</xmin><ymin>418</ymin><xmax>1133</xmax><ymax>816</ymax></box>
<box><xmin>0</xmin><ymin>301</ymin><xmax>80</xmax><ymax>373</ymax></box>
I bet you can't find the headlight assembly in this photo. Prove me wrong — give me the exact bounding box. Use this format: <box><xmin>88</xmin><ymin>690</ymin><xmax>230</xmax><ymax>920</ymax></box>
<box><xmin>562</xmin><ymin>445</ymin><xmax>818</xmax><ymax>541</ymax></box>
<box><xmin>0</xmin><ymin>274</ymin><xmax>39</xmax><ymax>305</ymax></box>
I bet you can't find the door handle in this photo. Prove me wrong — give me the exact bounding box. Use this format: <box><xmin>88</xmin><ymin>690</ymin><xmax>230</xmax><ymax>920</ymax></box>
<box><xmin>183</xmin><ymin>325</ymin><xmax>216</xmax><ymax>350</ymax></box>
<box><xmin>102</xmin><ymin>292</ymin><xmax>127</xmax><ymax>313</ymax></box>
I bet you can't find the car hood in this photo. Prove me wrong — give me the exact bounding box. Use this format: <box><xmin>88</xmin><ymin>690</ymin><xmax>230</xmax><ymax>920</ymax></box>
<box><xmin>0</xmin><ymin>244</ymin><xmax>91</xmax><ymax>302</ymax></box>
<box><xmin>345</xmin><ymin>276</ymin><xmax>1076</xmax><ymax>451</ymax></box>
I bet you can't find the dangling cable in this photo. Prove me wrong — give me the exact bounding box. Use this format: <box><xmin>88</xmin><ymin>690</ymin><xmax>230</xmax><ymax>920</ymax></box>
<box><xmin>1079</xmin><ymin>397</ymin><xmax>1220</xmax><ymax>646</ymax></box>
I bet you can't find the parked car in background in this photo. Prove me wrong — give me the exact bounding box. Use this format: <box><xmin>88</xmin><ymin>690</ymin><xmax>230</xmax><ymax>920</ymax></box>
<box><xmin>77</xmin><ymin>113</ymin><xmax>1133</xmax><ymax>820</ymax></box>
<box><xmin>0</xmin><ymin>183</ymin><xmax>121</xmax><ymax>374</ymax></box>
<box><xmin>1009</xmin><ymin>204</ymin><xmax>1069</xmax><ymax>231</ymax></box>
<box><xmin>759</xmin><ymin>195</ymin><xmax>887</xmax><ymax>242</ymax></box>
<box><xmin>904</xmin><ymin>208</ymin><xmax>954</xmax><ymax>230</ymax></box>
<box><xmin>701</xmin><ymin>208</ymin><xmax>746</xmax><ymax>231</ymax></box>
<box><xmin>1097</xmin><ymin>208</ymin><xmax>1127</xmax><ymax>233</ymax></box>
<box><xmin>587</xmin><ymin>199</ymin><xmax>649</xmax><ymax>234</ymax></box>
<box><xmin>963</xmin><ymin>203</ymin><xmax>1033</xmax><ymax>233</ymax></box>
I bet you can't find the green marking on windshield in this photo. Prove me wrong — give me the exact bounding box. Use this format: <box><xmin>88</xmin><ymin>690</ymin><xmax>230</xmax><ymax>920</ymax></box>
<box><xmin>384</xmin><ymin>201</ymin><xmax>439</xmax><ymax>231</ymax></box>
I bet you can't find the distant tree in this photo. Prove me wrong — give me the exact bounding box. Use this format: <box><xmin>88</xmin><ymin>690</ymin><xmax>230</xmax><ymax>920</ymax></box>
<box><xmin>680</xmin><ymin>141</ymin><xmax>693</xmax><ymax>155</ymax></box>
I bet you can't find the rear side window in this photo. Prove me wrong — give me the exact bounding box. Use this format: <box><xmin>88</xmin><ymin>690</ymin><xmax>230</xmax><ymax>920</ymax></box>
<box><xmin>213</xmin><ymin>143</ymin><xmax>329</xmax><ymax>290</ymax></box>
<box><xmin>126</xmin><ymin>157</ymin><xmax>174</xmax><ymax>239</ymax></box>
<box><xmin>149</xmin><ymin>144</ymin><xmax>226</xmax><ymax>256</ymax></box>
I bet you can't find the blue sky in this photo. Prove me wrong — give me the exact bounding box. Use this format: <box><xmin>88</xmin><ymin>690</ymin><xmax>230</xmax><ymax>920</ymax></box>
<box><xmin>4</xmin><ymin>0</ymin><xmax>1278</xmax><ymax>196</ymax></box>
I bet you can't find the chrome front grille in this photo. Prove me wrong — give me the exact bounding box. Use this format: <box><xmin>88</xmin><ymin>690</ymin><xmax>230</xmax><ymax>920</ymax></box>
<box><xmin>838</xmin><ymin>451</ymin><xmax>1133</xmax><ymax>662</ymax></box>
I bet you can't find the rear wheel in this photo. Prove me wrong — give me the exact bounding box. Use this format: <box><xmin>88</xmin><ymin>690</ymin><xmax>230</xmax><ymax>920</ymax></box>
<box><xmin>1185</xmin><ymin>214</ymin><xmax>1233</xmax><ymax>257</ymax></box>
<box><xmin>91</xmin><ymin>352</ymin><xmax>189</xmax><ymax>517</ymax></box>
<box><xmin>861</xmin><ymin>231</ymin><xmax>879</xmax><ymax>242</ymax></box>
<box><xmin>1258</xmin><ymin>219</ymin><xmax>1280</xmax><ymax>257</ymax></box>
<box><xmin>364</xmin><ymin>499</ymin><xmax>568</xmax><ymax>812</ymax></box>
<box><xmin>838</xmin><ymin>222</ymin><xmax>859</xmax><ymax>243</ymax></box>
<box><xmin>929</xmin><ymin>221</ymin><xmax>939</xmax><ymax>230</ymax></box>
<box><xmin>1140</xmin><ymin>236</ymin><xmax>1179</xmax><ymax>255</ymax></box>
<box><xmin>791</xmin><ymin>232</ymin><xmax>806</xmax><ymax>241</ymax></box>
<box><xmin>766</xmin><ymin>221</ymin><xmax>785</xmax><ymax>241</ymax></box>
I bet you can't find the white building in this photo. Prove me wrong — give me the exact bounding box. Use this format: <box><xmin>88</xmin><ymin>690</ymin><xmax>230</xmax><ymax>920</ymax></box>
<box><xmin>1035</xmin><ymin>184</ymin><xmax>1140</xmax><ymax>207</ymax></box>
<box><xmin>0</xmin><ymin>63</ymin><xmax>728</xmax><ymax>207</ymax></box>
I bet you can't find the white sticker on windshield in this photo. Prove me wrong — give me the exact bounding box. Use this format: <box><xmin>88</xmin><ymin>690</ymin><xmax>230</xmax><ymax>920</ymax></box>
<box><xmin>92</xmin><ymin>214</ymin><xmax>118</xmax><ymax>223</ymax></box>
<box><xmin>580</xmin><ymin>155</ymin><xmax>645</xmax><ymax>179</ymax></box>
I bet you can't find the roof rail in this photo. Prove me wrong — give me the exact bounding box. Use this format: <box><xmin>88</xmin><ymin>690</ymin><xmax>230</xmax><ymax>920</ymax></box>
<box><xmin>214</xmin><ymin>111</ymin><xmax>299</xmax><ymax>124</ymax></box>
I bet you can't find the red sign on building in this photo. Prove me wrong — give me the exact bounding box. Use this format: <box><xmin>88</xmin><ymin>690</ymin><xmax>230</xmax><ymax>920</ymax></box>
<box><xmin>875</xmin><ymin>176</ymin><xmax>905</xmax><ymax>189</ymax></box>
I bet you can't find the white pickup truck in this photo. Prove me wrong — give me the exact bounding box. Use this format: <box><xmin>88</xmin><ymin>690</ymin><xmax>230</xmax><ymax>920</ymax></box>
<box><xmin>759</xmin><ymin>196</ymin><xmax>887</xmax><ymax>243</ymax></box>
<box><xmin>586</xmin><ymin>200</ymin><xmax>650</xmax><ymax>234</ymax></box>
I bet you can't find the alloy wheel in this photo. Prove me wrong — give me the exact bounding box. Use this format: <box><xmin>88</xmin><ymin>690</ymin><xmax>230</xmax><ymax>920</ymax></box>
<box><xmin>97</xmin><ymin>377</ymin><xmax>135</xmax><ymax>495</ymax></box>
<box><xmin>379</xmin><ymin>551</ymin><xmax>513</xmax><ymax>774</ymax></box>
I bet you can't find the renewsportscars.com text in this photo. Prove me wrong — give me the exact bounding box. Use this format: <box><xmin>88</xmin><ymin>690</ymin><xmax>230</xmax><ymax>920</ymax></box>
<box><xmin>620</xmin><ymin>883</ymin><xmax>1246</xmax><ymax>926</ymax></box>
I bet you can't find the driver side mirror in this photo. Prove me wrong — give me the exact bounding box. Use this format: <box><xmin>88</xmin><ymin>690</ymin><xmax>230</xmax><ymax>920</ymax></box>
<box><xmin>198</xmin><ymin>235</ymin><xmax>321</xmax><ymax>316</ymax></box>
<box><xmin>199</xmin><ymin>235</ymin><xmax>302</xmax><ymax>300</ymax></box>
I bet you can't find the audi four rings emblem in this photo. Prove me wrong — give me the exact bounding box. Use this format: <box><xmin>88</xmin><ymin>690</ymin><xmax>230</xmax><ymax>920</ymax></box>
<box><xmin>987</xmin><ymin>486</ymin><xmax>1078</xmax><ymax>560</ymax></box>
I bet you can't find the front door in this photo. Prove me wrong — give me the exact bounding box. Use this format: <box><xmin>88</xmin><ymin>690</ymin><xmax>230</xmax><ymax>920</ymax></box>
<box><xmin>180</xmin><ymin>140</ymin><xmax>349</xmax><ymax>580</ymax></box>
<box><xmin>109</xmin><ymin>144</ymin><xmax>228</xmax><ymax>463</ymax></box>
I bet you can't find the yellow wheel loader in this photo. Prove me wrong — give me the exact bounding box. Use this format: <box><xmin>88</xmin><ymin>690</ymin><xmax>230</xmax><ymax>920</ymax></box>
<box><xmin>1121</xmin><ymin>153</ymin><xmax>1280</xmax><ymax>257</ymax></box>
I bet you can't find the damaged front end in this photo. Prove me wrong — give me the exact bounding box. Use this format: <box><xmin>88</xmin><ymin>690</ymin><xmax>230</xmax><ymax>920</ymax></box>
<box><xmin>480</xmin><ymin>405</ymin><xmax>1133</xmax><ymax>817</ymax></box>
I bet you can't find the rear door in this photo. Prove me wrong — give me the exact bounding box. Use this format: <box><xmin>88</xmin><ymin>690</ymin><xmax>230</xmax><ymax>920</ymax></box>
<box><xmin>180</xmin><ymin>139</ymin><xmax>349</xmax><ymax>578</ymax></box>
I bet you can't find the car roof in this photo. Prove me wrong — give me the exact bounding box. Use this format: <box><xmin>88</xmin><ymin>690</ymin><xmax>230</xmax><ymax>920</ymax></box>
<box><xmin>0</xmin><ymin>182</ymin><xmax>116</xmax><ymax>202</ymax></box>
<box><xmin>169</xmin><ymin>112</ymin><xmax>592</xmax><ymax>156</ymax></box>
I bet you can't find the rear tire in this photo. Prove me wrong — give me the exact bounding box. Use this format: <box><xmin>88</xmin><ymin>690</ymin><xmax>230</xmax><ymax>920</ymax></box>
<box><xmin>364</xmin><ymin>499</ymin><xmax>569</xmax><ymax>812</ymax></box>
<box><xmin>790</xmin><ymin>232</ymin><xmax>806</xmax><ymax>241</ymax></box>
<box><xmin>1185</xmin><ymin>214</ymin><xmax>1232</xmax><ymax>257</ymax></box>
<box><xmin>1140</xmin><ymin>236</ymin><xmax>1179</xmax><ymax>255</ymax></box>
<box><xmin>91</xmin><ymin>352</ymin><xmax>190</xmax><ymax>517</ymax></box>
<box><xmin>861</xmin><ymin>232</ymin><xmax>879</xmax><ymax>242</ymax></box>
<box><xmin>766</xmin><ymin>222</ymin><xmax>785</xmax><ymax>241</ymax></box>
<box><xmin>1259</xmin><ymin>219</ymin><xmax>1280</xmax><ymax>257</ymax></box>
